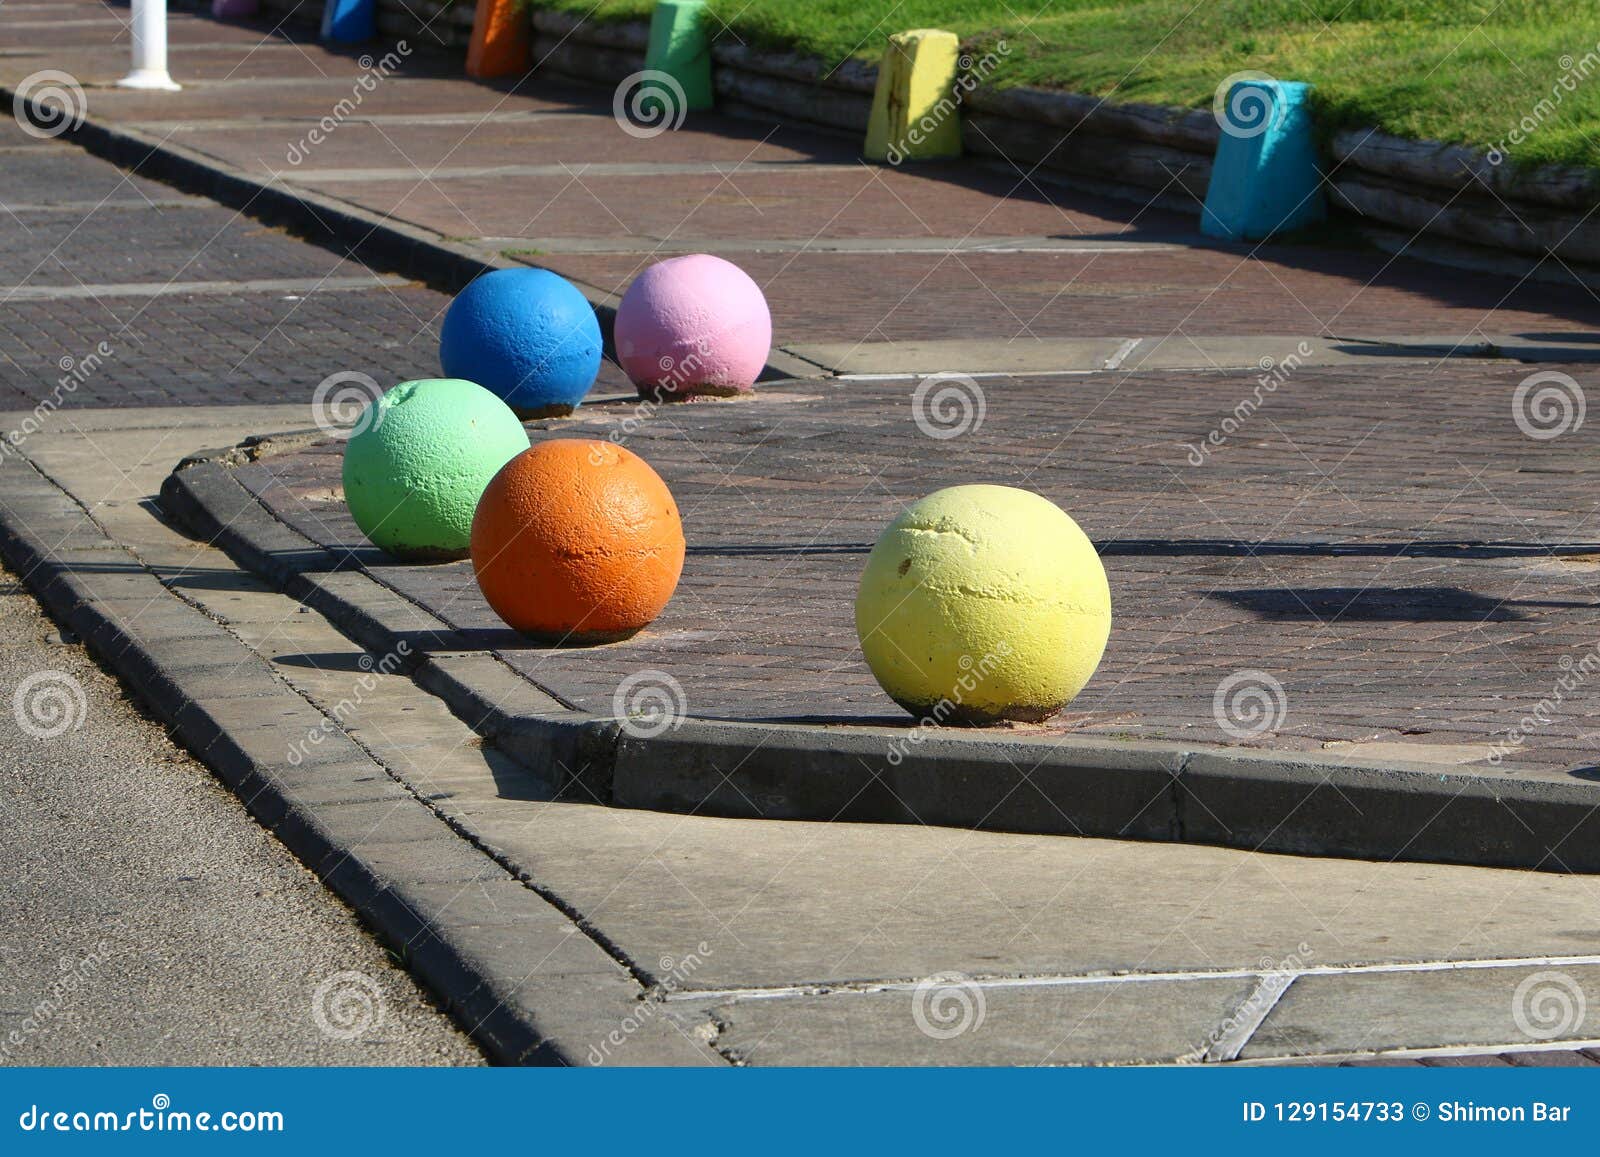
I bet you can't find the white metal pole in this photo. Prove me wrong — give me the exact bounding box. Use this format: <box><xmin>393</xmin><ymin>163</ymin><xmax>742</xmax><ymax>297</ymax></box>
<box><xmin>118</xmin><ymin>0</ymin><xmax>182</xmax><ymax>91</ymax></box>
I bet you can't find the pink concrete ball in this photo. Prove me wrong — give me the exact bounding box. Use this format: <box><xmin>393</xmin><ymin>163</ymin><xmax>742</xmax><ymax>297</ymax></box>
<box><xmin>614</xmin><ymin>254</ymin><xmax>772</xmax><ymax>399</ymax></box>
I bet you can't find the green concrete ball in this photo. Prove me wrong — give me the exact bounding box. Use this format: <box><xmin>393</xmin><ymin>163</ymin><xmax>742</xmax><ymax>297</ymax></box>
<box><xmin>342</xmin><ymin>378</ymin><xmax>530</xmax><ymax>560</ymax></box>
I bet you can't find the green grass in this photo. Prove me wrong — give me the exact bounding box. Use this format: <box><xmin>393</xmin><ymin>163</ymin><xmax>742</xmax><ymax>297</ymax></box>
<box><xmin>542</xmin><ymin>0</ymin><xmax>1600</xmax><ymax>169</ymax></box>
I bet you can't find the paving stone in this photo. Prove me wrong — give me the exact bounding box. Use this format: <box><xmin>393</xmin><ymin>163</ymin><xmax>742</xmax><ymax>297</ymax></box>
<box><xmin>434</xmin><ymin>788</ymin><xmax>1600</xmax><ymax>991</ymax></box>
<box><xmin>176</xmin><ymin>112</ymin><xmax>862</xmax><ymax>176</ymax></box>
<box><xmin>0</xmin><ymin>143</ymin><xmax>184</xmax><ymax>207</ymax></box>
<box><xmin>551</xmin><ymin>247</ymin><xmax>1586</xmax><ymax>345</ymax></box>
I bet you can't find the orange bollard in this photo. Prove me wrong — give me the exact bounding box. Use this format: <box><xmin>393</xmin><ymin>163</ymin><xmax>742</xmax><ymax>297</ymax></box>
<box><xmin>467</xmin><ymin>0</ymin><xmax>531</xmax><ymax>79</ymax></box>
<box><xmin>470</xmin><ymin>440</ymin><xmax>685</xmax><ymax>642</ymax></box>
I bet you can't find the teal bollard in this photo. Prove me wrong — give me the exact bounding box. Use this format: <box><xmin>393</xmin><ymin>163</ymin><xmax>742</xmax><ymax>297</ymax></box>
<box><xmin>321</xmin><ymin>0</ymin><xmax>375</xmax><ymax>44</ymax></box>
<box><xmin>1201</xmin><ymin>77</ymin><xmax>1325</xmax><ymax>242</ymax></box>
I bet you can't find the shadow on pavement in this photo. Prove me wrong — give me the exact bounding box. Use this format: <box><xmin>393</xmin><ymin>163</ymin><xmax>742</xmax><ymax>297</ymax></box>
<box><xmin>1211</xmin><ymin>585</ymin><xmax>1596</xmax><ymax>622</ymax></box>
<box><xmin>1100</xmin><ymin>539</ymin><xmax>1600</xmax><ymax>558</ymax></box>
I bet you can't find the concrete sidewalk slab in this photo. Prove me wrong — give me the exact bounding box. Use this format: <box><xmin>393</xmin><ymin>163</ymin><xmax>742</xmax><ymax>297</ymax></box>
<box><xmin>0</xmin><ymin>562</ymin><xmax>485</xmax><ymax>1065</ymax></box>
<box><xmin>672</xmin><ymin>977</ymin><xmax>1260</xmax><ymax>1066</ymax></box>
<box><xmin>787</xmin><ymin>333</ymin><xmax>1600</xmax><ymax>375</ymax></box>
<box><xmin>1241</xmin><ymin>964</ymin><xmax>1600</xmax><ymax>1059</ymax></box>
<box><xmin>0</xmin><ymin>406</ymin><xmax>720</xmax><ymax>1066</ymax></box>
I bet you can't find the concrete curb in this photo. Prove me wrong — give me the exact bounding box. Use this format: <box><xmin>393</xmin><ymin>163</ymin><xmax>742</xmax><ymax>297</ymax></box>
<box><xmin>0</xmin><ymin>86</ymin><xmax>819</xmax><ymax>385</ymax></box>
<box><xmin>0</xmin><ymin>457</ymin><xmax>721</xmax><ymax>1066</ymax></box>
<box><xmin>163</xmin><ymin>453</ymin><xmax>1600</xmax><ymax>874</ymax></box>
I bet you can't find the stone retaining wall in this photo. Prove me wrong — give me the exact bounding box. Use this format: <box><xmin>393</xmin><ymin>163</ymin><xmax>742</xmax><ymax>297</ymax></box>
<box><xmin>251</xmin><ymin>0</ymin><xmax>475</xmax><ymax>45</ymax></box>
<box><xmin>235</xmin><ymin>2</ymin><xmax>1600</xmax><ymax>264</ymax></box>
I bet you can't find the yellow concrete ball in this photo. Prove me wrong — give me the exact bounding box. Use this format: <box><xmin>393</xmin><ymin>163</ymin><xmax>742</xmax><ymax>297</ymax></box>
<box><xmin>855</xmin><ymin>484</ymin><xmax>1111</xmax><ymax>723</ymax></box>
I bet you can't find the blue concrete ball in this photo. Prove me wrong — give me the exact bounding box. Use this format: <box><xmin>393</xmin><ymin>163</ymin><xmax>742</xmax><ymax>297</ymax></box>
<box><xmin>439</xmin><ymin>268</ymin><xmax>602</xmax><ymax>415</ymax></box>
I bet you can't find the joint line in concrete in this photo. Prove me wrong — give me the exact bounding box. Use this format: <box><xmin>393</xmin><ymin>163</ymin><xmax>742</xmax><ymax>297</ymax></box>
<box><xmin>1103</xmin><ymin>337</ymin><xmax>1143</xmax><ymax>370</ymax></box>
<box><xmin>1202</xmin><ymin>973</ymin><xmax>1295</xmax><ymax>1063</ymax></box>
<box><xmin>665</xmin><ymin>954</ymin><xmax>1600</xmax><ymax>1004</ymax></box>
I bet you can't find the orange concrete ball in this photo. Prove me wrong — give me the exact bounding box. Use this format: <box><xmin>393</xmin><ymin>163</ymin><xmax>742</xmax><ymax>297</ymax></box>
<box><xmin>469</xmin><ymin>439</ymin><xmax>685</xmax><ymax>641</ymax></box>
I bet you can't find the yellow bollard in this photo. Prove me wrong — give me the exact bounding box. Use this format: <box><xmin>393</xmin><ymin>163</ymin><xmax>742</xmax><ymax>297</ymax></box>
<box><xmin>864</xmin><ymin>29</ymin><xmax>963</xmax><ymax>163</ymax></box>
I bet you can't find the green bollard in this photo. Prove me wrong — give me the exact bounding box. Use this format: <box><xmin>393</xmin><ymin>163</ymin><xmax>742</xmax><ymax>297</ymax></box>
<box><xmin>642</xmin><ymin>0</ymin><xmax>715</xmax><ymax>116</ymax></box>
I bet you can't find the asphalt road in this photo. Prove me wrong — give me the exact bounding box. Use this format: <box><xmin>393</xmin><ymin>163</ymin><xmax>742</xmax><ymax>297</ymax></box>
<box><xmin>0</xmin><ymin>562</ymin><xmax>482</xmax><ymax>1065</ymax></box>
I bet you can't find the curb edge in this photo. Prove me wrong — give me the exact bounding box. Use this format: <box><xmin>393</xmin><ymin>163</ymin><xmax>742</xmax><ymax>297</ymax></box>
<box><xmin>163</xmin><ymin>454</ymin><xmax>1600</xmax><ymax>875</ymax></box>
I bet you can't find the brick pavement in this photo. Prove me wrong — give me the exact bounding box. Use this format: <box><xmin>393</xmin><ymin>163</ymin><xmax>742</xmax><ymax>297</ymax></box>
<box><xmin>240</xmin><ymin>359</ymin><xmax>1600</xmax><ymax>774</ymax></box>
<box><xmin>178</xmin><ymin>110</ymin><xmax>862</xmax><ymax>172</ymax></box>
<box><xmin>3</xmin><ymin>202</ymin><xmax>358</xmax><ymax>287</ymax></box>
<box><xmin>0</xmin><ymin>133</ymin><xmax>635</xmax><ymax>409</ymax></box>
<box><xmin>546</xmin><ymin>248</ymin><xmax>1589</xmax><ymax>345</ymax></box>
<box><xmin>5</xmin><ymin>4</ymin><xmax>1592</xmax><ymax>377</ymax></box>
